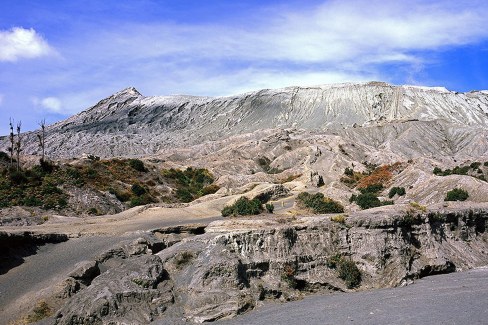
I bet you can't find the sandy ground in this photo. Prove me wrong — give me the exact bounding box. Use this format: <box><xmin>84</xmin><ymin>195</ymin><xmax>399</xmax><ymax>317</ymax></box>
<box><xmin>219</xmin><ymin>267</ymin><xmax>488</xmax><ymax>325</ymax></box>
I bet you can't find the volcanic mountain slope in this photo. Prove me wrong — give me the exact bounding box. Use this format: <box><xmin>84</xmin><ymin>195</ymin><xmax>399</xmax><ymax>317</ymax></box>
<box><xmin>4</xmin><ymin>81</ymin><xmax>488</xmax><ymax>160</ymax></box>
<box><xmin>1</xmin><ymin>81</ymin><xmax>488</xmax><ymax>212</ymax></box>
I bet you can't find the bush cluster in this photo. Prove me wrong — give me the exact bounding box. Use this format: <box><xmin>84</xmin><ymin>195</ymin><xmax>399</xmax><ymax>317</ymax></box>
<box><xmin>128</xmin><ymin>159</ymin><xmax>147</xmax><ymax>172</ymax></box>
<box><xmin>388</xmin><ymin>186</ymin><xmax>406</xmax><ymax>198</ymax></box>
<box><xmin>350</xmin><ymin>184</ymin><xmax>394</xmax><ymax>209</ymax></box>
<box><xmin>162</xmin><ymin>167</ymin><xmax>219</xmax><ymax>203</ymax></box>
<box><xmin>445</xmin><ymin>188</ymin><xmax>469</xmax><ymax>201</ymax></box>
<box><xmin>297</xmin><ymin>192</ymin><xmax>344</xmax><ymax>214</ymax></box>
<box><xmin>0</xmin><ymin>164</ymin><xmax>68</xmax><ymax>210</ymax></box>
<box><xmin>221</xmin><ymin>197</ymin><xmax>263</xmax><ymax>217</ymax></box>
<box><xmin>433</xmin><ymin>162</ymin><xmax>486</xmax><ymax>182</ymax></box>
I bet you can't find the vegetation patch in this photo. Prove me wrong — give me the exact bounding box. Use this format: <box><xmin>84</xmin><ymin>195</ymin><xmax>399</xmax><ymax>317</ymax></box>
<box><xmin>445</xmin><ymin>188</ymin><xmax>469</xmax><ymax>201</ymax></box>
<box><xmin>433</xmin><ymin>162</ymin><xmax>486</xmax><ymax>182</ymax></box>
<box><xmin>265</xmin><ymin>203</ymin><xmax>274</xmax><ymax>213</ymax></box>
<box><xmin>296</xmin><ymin>192</ymin><xmax>344</xmax><ymax>214</ymax></box>
<box><xmin>340</xmin><ymin>162</ymin><xmax>404</xmax><ymax>190</ymax></box>
<box><xmin>221</xmin><ymin>197</ymin><xmax>263</xmax><ymax>217</ymax></box>
<box><xmin>162</xmin><ymin>167</ymin><xmax>219</xmax><ymax>203</ymax></box>
<box><xmin>330</xmin><ymin>214</ymin><xmax>347</xmax><ymax>224</ymax></box>
<box><xmin>128</xmin><ymin>158</ymin><xmax>147</xmax><ymax>172</ymax></box>
<box><xmin>349</xmin><ymin>192</ymin><xmax>392</xmax><ymax>210</ymax></box>
<box><xmin>388</xmin><ymin>186</ymin><xmax>406</xmax><ymax>198</ymax></box>
<box><xmin>24</xmin><ymin>300</ymin><xmax>53</xmax><ymax>323</ymax></box>
<box><xmin>326</xmin><ymin>254</ymin><xmax>361</xmax><ymax>288</ymax></box>
<box><xmin>409</xmin><ymin>201</ymin><xmax>427</xmax><ymax>212</ymax></box>
<box><xmin>0</xmin><ymin>163</ymin><xmax>68</xmax><ymax>210</ymax></box>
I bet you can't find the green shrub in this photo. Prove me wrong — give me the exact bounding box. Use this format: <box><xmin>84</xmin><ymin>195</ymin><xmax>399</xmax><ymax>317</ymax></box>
<box><xmin>470</xmin><ymin>162</ymin><xmax>481</xmax><ymax>169</ymax></box>
<box><xmin>452</xmin><ymin>165</ymin><xmax>470</xmax><ymax>175</ymax></box>
<box><xmin>445</xmin><ymin>188</ymin><xmax>469</xmax><ymax>201</ymax></box>
<box><xmin>349</xmin><ymin>194</ymin><xmax>357</xmax><ymax>203</ymax></box>
<box><xmin>484</xmin><ymin>162</ymin><xmax>488</xmax><ymax>167</ymax></box>
<box><xmin>344</xmin><ymin>167</ymin><xmax>354</xmax><ymax>176</ymax></box>
<box><xmin>354</xmin><ymin>193</ymin><xmax>381</xmax><ymax>209</ymax></box>
<box><xmin>161</xmin><ymin>167</ymin><xmax>216</xmax><ymax>202</ymax></box>
<box><xmin>39</xmin><ymin>159</ymin><xmax>55</xmax><ymax>173</ymax></box>
<box><xmin>221</xmin><ymin>197</ymin><xmax>263</xmax><ymax>217</ymax></box>
<box><xmin>388</xmin><ymin>186</ymin><xmax>406</xmax><ymax>198</ymax></box>
<box><xmin>433</xmin><ymin>167</ymin><xmax>443</xmax><ymax>175</ymax></box>
<box><xmin>128</xmin><ymin>159</ymin><xmax>147</xmax><ymax>172</ymax></box>
<box><xmin>9</xmin><ymin>170</ymin><xmax>27</xmax><ymax>185</ymax></box>
<box><xmin>0</xmin><ymin>151</ymin><xmax>9</xmax><ymax>162</ymax></box>
<box><xmin>131</xmin><ymin>183</ymin><xmax>146</xmax><ymax>196</ymax></box>
<box><xmin>337</xmin><ymin>259</ymin><xmax>362</xmax><ymax>289</ymax></box>
<box><xmin>176</xmin><ymin>188</ymin><xmax>193</xmax><ymax>202</ymax></box>
<box><xmin>221</xmin><ymin>205</ymin><xmax>235</xmax><ymax>217</ymax></box>
<box><xmin>358</xmin><ymin>184</ymin><xmax>383</xmax><ymax>194</ymax></box>
<box><xmin>202</xmin><ymin>184</ymin><xmax>220</xmax><ymax>195</ymax></box>
<box><xmin>296</xmin><ymin>192</ymin><xmax>344</xmax><ymax>214</ymax></box>
<box><xmin>130</xmin><ymin>194</ymin><xmax>155</xmax><ymax>207</ymax></box>
<box><xmin>265</xmin><ymin>203</ymin><xmax>274</xmax><ymax>213</ymax></box>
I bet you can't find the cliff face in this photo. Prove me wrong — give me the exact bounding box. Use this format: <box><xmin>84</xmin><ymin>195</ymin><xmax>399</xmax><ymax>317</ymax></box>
<box><xmin>52</xmin><ymin>204</ymin><xmax>488</xmax><ymax>324</ymax></box>
<box><xmin>6</xmin><ymin>82</ymin><xmax>488</xmax><ymax>159</ymax></box>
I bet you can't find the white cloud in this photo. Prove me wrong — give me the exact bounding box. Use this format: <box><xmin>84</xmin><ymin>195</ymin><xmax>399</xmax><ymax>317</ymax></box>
<box><xmin>57</xmin><ymin>0</ymin><xmax>486</xmax><ymax>99</ymax></box>
<box><xmin>89</xmin><ymin>0</ymin><xmax>488</xmax><ymax>68</ymax></box>
<box><xmin>33</xmin><ymin>97</ymin><xmax>63</xmax><ymax>113</ymax></box>
<box><xmin>0</xmin><ymin>27</ymin><xmax>55</xmax><ymax>62</ymax></box>
<box><xmin>41</xmin><ymin>97</ymin><xmax>62</xmax><ymax>112</ymax></box>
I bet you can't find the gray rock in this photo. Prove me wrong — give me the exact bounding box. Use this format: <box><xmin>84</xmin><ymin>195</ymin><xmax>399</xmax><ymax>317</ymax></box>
<box><xmin>67</xmin><ymin>260</ymin><xmax>100</xmax><ymax>286</ymax></box>
<box><xmin>55</xmin><ymin>254</ymin><xmax>173</xmax><ymax>325</ymax></box>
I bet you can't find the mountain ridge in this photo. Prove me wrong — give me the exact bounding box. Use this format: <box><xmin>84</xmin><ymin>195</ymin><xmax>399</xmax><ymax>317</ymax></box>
<box><xmin>2</xmin><ymin>81</ymin><xmax>488</xmax><ymax>159</ymax></box>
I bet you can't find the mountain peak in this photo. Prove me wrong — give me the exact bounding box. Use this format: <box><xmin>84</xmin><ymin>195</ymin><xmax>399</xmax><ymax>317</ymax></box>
<box><xmin>113</xmin><ymin>87</ymin><xmax>142</xmax><ymax>98</ymax></box>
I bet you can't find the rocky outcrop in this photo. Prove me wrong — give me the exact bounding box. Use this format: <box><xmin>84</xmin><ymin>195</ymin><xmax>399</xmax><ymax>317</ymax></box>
<box><xmin>52</xmin><ymin>204</ymin><xmax>488</xmax><ymax>324</ymax></box>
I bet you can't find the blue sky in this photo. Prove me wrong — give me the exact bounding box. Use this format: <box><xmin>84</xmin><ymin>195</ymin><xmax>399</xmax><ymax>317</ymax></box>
<box><xmin>1</xmin><ymin>0</ymin><xmax>488</xmax><ymax>134</ymax></box>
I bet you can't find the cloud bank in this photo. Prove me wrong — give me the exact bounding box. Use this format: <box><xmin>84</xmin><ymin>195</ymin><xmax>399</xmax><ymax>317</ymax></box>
<box><xmin>68</xmin><ymin>0</ymin><xmax>488</xmax><ymax>97</ymax></box>
<box><xmin>0</xmin><ymin>27</ymin><xmax>54</xmax><ymax>62</ymax></box>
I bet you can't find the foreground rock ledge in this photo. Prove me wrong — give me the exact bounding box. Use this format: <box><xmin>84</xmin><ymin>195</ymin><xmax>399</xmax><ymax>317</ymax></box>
<box><xmin>51</xmin><ymin>203</ymin><xmax>487</xmax><ymax>324</ymax></box>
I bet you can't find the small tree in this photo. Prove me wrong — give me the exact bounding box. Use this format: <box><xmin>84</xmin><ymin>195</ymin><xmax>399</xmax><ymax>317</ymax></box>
<box><xmin>37</xmin><ymin>119</ymin><xmax>46</xmax><ymax>163</ymax></box>
<box><xmin>15</xmin><ymin>121</ymin><xmax>22</xmax><ymax>171</ymax></box>
<box><xmin>8</xmin><ymin>118</ymin><xmax>14</xmax><ymax>168</ymax></box>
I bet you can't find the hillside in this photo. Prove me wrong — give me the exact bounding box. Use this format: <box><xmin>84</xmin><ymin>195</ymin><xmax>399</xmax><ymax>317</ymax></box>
<box><xmin>3</xmin><ymin>82</ymin><xmax>488</xmax><ymax>159</ymax></box>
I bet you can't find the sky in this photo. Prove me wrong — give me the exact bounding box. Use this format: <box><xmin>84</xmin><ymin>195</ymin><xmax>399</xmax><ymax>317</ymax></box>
<box><xmin>1</xmin><ymin>0</ymin><xmax>488</xmax><ymax>134</ymax></box>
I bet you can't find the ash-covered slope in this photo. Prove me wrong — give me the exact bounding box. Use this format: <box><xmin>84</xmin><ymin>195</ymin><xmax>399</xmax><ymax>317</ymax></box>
<box><xmin>9</xmin><ymin>82</ymin><xmax>488</xmax><ymax>158</ymax></box>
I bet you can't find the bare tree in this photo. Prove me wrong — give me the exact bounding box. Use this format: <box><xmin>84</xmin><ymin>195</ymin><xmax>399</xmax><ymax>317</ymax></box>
<box><xmin>37</xmin><ymin>119</ymin><xmax>46</xmax><ymax>162</ymax></box>
<box><xmin>8</xmin><ymin>118</ymin><xmax>14</xmax><ymax>169</ymax></box>
<box><xmin>15</xmin><ymin>121</ymin><xmax>22</xmax><ymax>171</ymax></box>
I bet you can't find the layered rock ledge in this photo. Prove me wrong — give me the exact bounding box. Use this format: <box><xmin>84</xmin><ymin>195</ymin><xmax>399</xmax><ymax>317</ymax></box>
<box><xmin>21</xmin><ymin>203</ymin><xmax>488</xmax><ymax>324</ymax></box>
